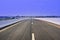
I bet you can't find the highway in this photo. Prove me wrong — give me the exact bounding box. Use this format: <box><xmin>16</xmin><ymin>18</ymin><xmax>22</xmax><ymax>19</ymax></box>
<box><xmin>0</xmin><ymin>19</ymin><xmax>60</xmax><ymax>40</ymax></box>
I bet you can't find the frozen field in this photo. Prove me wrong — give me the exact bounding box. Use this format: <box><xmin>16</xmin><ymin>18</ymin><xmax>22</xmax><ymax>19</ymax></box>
<box><xmin>0</xmin><ymin>18</ymin><xmax>28</xmax><ymax>28</ymax></box>
<box><xmin>35</xmin><ymin>18</ymin><xmax>60</xmax><ymax>25</ymax></box>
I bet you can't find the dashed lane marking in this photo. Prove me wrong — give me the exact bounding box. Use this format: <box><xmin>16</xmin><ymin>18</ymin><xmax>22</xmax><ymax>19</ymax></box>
<box><xmin>32</xmin><ymin>33</ymin><xmax>35</xmax><ymax>40</ymax></box>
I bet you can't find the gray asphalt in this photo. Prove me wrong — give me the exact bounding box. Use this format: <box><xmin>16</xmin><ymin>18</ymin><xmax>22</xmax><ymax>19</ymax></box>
<box><xmin>0</xmin><ymin>19</ymin><xmax>60</xmax><ymax>40</ymax></box>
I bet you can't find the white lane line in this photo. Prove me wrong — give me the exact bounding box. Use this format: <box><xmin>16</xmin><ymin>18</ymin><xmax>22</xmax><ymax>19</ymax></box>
<box><xmin>0</xmin><ymin>22</ymin><xmax>21</xmax><ymax>32</ymax></box>
<box><xmin>32</xmin><ymin>33</ymin><xmax>35</xmax><ymax>40</ymax></box>
<box><xmin>31</xmin><ymin>22</ymin><xmax>33</xmax><ymax>24</ymax></box>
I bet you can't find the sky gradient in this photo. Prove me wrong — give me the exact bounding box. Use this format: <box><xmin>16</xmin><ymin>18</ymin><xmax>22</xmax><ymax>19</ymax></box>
<box><xmin>0</xmin><ymin>0</ymin><xmax>60</xmax><ymax>16</ymax></box>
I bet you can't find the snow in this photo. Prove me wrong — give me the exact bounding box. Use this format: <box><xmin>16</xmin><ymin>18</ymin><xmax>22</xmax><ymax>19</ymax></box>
<box><xmin>35</xmin><ymin>18</ymin><xmax>60</xmax><ymax>25</ymax></box>
<box><xmin>0</xmin><ymin>18</ymin><xmax>28</xmax><ymax>28</ymax></box>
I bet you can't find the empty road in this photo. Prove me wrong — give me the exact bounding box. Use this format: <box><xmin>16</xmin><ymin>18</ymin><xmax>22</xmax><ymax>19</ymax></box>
<box><xmin>0</xmin><ymin>19</ymin><xmax>60</xmax><ymax>40</ymax></box>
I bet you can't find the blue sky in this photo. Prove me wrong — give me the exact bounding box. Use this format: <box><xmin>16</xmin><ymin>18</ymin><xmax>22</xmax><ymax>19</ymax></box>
<box><xmin>0</xmin><ymin>0</ymin><xmax>60</xmax><ymax>16</ymax></box>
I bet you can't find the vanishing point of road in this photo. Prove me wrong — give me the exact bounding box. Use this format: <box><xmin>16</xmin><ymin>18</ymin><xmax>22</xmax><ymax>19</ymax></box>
<box><xmin>0</xmin><ymin>19</ymin><xmax>60</xmax><ymax>40</ymax></box>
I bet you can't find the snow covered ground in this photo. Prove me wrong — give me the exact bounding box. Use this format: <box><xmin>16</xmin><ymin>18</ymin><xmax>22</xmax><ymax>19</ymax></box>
<box><xmin>0</xmin><ymin>18</ymin><xmax>60</xmax><ymax>28</ymax></box>
<box><xmin>0</xmin><ymin>18</ymin><xmax>28</xmax><ymax>28</ymax></box>
<box><xmin>35</xmin><ymin>18</ymin><xmax>60</xmax><ymax>25</ymax></box>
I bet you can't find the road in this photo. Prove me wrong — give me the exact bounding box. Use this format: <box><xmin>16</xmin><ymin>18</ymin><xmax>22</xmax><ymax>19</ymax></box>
<box><xmin>0</xmin><ymin>19</ymin><xmax>60</xmax><ymax>40</ymax></box>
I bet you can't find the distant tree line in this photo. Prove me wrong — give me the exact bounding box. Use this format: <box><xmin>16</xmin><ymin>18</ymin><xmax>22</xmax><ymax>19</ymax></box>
<box><xmin>19</xmin><ymin>16</ymin><xmax>60</xmax><ymax>18</ymax></box>
<box><xmin>0</xmin><ymin>16</ymin><xmax>20</xmax><ymax>20</ymax></box>
<box><xmin>0</xmin><ymin>16</ymin><xmax>60</xmax><ymax>20</ymax></box>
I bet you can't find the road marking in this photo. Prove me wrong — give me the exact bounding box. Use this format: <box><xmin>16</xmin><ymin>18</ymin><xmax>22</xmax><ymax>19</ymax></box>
<box><xmin>31</xmin><ymin>22</ymin><xmax>33</xmax><ymax>24</ymax></box>
<box><xmin>0</xmin><ymin>22</ymin><xmax>21</xmax><ymax>32</ymax></box>
<box><xmin>32</xmin><ymin>33</ymin><xmax>35</xmax><ymax>40</ymax></box>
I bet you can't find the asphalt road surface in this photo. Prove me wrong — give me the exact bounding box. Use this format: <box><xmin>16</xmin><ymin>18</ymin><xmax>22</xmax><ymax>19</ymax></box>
<box><xmin>0</xmin><ymin>19</ymin><xmax>60</xmax><ymax>40</ymax></box>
